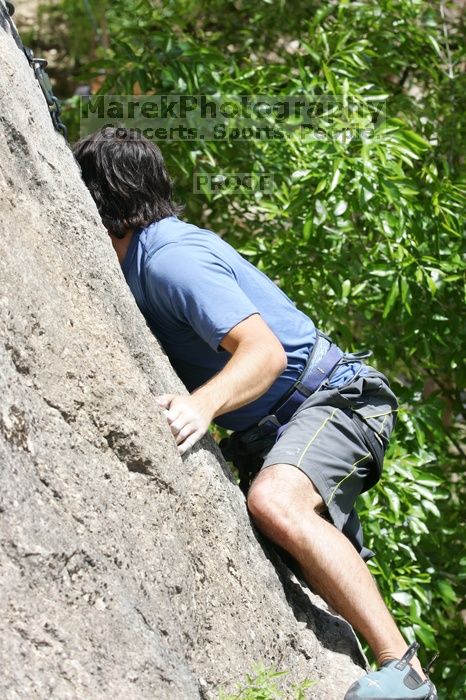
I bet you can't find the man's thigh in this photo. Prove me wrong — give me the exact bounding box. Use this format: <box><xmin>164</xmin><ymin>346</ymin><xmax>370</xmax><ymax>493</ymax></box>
<box><xmin>252</xmin><ymin>371</ymin><xmax>397</xmax><ymax>558</ymax></box>
<box><xmin>259</xmin><ymin>399</ymin><xmax>376</xmax><ymax>546</ymax></box>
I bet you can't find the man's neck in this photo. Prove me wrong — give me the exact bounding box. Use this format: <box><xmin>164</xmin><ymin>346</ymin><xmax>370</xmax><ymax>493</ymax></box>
<box><xmin>109</xmin><ymin>229</ymin><xmax>134</xmax><ymax>264</ymax></box>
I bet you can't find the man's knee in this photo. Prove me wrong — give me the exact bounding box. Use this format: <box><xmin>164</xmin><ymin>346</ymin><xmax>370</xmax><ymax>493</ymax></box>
<box><xmin>247</xmin><ymin>463</ymin><xmax>324</xmax><ymax>539</ymax></box>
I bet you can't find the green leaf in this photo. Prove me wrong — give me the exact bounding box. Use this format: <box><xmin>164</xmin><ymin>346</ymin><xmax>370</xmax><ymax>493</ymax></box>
<box><xmin>314</xmin><ymin>178</ymin><xmax>327</xmax><ymax>195</ymax></box>
<box><xmin>427</xmin><ymin>34</ymin><xmax>443</xmax><ymax>59</ymax></box>
<box><xmin>385</xmin><ymin>488</ymin><xmax>400</xmax><ymax>515</ymax></box>
<box><xmin>413</xmin><ymin>623</ymin><xmax>437</xmax><ymax>650</ymax></box>
<box><xmin>383</xmin><ymin>279</ymin><xmax>399</xmax><ymax>318</ymax></box>
<box><xmin>329</xmin><ymin>166</ymin><xmax>342</xmax><ymax>193</ymax></box>
<box><xmin>334</xmin><ymin>200</ymin><xmax>348</xmax><ymax>216</ymax></box>
<box><xmin>303</xmin><ymin>218</ymin><xmax>313</xmax><ymax>241</ymax></box>
<box><xmin>400</xmin><ymin>277</ymin><xmax>411</xmax><ymax>314</ymax></box>
<box><xmin>341</xmin><ymin>279</ymin><xmax>351</xmax><ymax>299</ymax></box>
<box><xmin>291</xmin><ymin>169</ymin><xmax>311</xmax><ymax>182</ymax></box>
<box><xmin>392</xmin><ymin>591</ymin><xmax>413</xmax><ymax>607</ymax></box>
<box><xmin>437</xmin><ymin>580</ymin><xmax>457</xmax><ymax>604</ymax></box>
<box><xmin>322</xmin><ymin>63</ymin><xmax>338</xmax><ymax>95</ymax></box>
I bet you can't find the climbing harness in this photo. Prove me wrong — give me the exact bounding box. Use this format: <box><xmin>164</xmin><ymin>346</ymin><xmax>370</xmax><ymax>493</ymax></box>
<box><xmin>220</xmin><ymin>331</ymin><xmax>372</xmax><ymax>494</ymax></box>
<box><xmin>3</xmin><ymin>1</ymin><xmax>67</xmax><ymax>138</ymax></box>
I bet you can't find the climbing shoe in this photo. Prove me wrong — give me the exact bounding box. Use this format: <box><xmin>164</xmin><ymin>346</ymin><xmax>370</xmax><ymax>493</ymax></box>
<box><xmin>344</xmin><ymin>642</ymin><xmax>438</xmax><ymax>699</ymax></box>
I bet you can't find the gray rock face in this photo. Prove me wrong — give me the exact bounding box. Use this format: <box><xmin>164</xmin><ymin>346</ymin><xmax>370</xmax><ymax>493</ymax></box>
<box><xmin>0</xmin><ymin>6</ymin><xmax>366</xmax><ymax>698</ymax></box>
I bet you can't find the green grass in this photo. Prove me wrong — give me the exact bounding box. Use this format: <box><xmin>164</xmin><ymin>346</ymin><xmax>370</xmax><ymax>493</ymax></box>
<box><xmin>219</xmin><ymin>665</ymin><xmax>315</xmax><ymax>700</ymax></box>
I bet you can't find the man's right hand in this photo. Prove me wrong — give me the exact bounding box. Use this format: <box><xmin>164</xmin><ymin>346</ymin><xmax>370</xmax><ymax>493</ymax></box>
<box><xmin>156</xmin><ymin>393</ymin><xmax>214</xmax><ymax>456</ymax></box>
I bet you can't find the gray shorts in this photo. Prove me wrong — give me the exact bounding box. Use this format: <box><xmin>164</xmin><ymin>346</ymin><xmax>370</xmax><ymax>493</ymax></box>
<box><xmin>260</xmin><ymin>367</ymin><xmax>398</xmax><ymax>560</ymax></box>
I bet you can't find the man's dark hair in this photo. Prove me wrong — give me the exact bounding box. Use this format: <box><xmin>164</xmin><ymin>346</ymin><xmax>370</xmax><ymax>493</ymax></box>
<box><xmin>72</xmin><ymin>126</ymin><xmax>181</xmax><ymax>237</ymax></box>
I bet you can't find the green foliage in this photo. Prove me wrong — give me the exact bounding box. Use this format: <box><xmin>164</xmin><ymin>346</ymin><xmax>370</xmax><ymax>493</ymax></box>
<box><xmin>218</xmin><ymin>665</ymin><xmax>314</xmax><ymax>700</ymax></box>
<box><xmin>358</xmin><ymin>437</ymin><xmax>465</xmax><ymax>690</ymax></box>
<box><xmin>30</xmin><ymin>1</ymin><xmax>466</xmax><ymax>696</ymax></box>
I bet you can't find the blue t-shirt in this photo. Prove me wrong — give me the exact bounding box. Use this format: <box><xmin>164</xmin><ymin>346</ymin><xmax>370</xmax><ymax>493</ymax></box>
<box><xmin>122</xmin><ymin>216</ymin><xmax>357</xmax><ymax>430</ymax></box>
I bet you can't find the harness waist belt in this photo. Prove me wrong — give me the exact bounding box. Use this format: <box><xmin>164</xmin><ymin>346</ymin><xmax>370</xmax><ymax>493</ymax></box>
<box><xmin>260</xmin><ymin>332</ymin><xmax>343</xmax><ymax>431</ymax></box>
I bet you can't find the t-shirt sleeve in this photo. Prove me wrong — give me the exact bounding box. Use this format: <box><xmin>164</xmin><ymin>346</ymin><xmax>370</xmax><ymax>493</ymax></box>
<box><xmin>145</xmin><ymin>244</ymin><xmax>259</xmax><ymax>351</ymax></box>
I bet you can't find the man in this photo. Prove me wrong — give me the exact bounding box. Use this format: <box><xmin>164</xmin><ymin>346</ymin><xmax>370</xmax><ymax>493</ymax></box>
<box><xmin>73</xmin><ymin>126</ymin><xmax>437</xmax><ymax>700</ymax></box>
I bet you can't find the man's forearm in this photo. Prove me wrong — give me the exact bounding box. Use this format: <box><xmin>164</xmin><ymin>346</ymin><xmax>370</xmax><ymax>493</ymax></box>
<box><xmin>156</xmin><ymin>315</ymin><xmax>288</xmax><ymax>454</ymax></box>
<box><xmin>191</xmin><ymin>338</ymin><xmax>287</xmax><ymax>419</ymax></box>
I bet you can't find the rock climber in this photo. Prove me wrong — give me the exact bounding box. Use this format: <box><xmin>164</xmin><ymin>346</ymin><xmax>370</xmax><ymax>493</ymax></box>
<box><xmin>73</xmin><ymin>126</ymin><xmax>437</xmax><ymax>700</ymax></box>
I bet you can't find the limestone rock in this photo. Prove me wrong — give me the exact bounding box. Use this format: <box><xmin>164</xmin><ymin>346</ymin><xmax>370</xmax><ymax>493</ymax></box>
<box><xmin>0</xmin><ymin>5</ymin><xmax>366</xmax><ymax>698</ymax></box>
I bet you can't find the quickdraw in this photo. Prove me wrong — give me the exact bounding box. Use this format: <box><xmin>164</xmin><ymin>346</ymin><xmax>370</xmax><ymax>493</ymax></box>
<box><xmin>4</xmin><ymin>1</ymin><xmax>67</xmax><ymax>139</ymax></box>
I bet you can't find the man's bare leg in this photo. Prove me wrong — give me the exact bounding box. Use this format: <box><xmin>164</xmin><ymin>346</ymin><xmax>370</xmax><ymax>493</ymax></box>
<box><xmin>247</xmin><ymin>463</ymin><xmax>426</xmax><ymax>679</ymax></box>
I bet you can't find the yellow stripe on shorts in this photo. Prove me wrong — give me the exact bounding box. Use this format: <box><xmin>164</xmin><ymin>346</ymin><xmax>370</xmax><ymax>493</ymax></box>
<box><xmin>296</xmin><ymin>407</ymin><xmax>338</xmax><ymax>471</ymax></box>
<box><xmin>326</xmin><ymin>451</ymin><xmax>371</xmax><ymax>507</ymax></box>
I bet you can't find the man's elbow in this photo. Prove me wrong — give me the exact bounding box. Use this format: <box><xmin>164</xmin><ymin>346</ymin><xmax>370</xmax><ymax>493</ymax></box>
<box><xmin>270</xmin><ymin>344</ymin><xmax>288</xmax><ymax>378</ymax></box>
